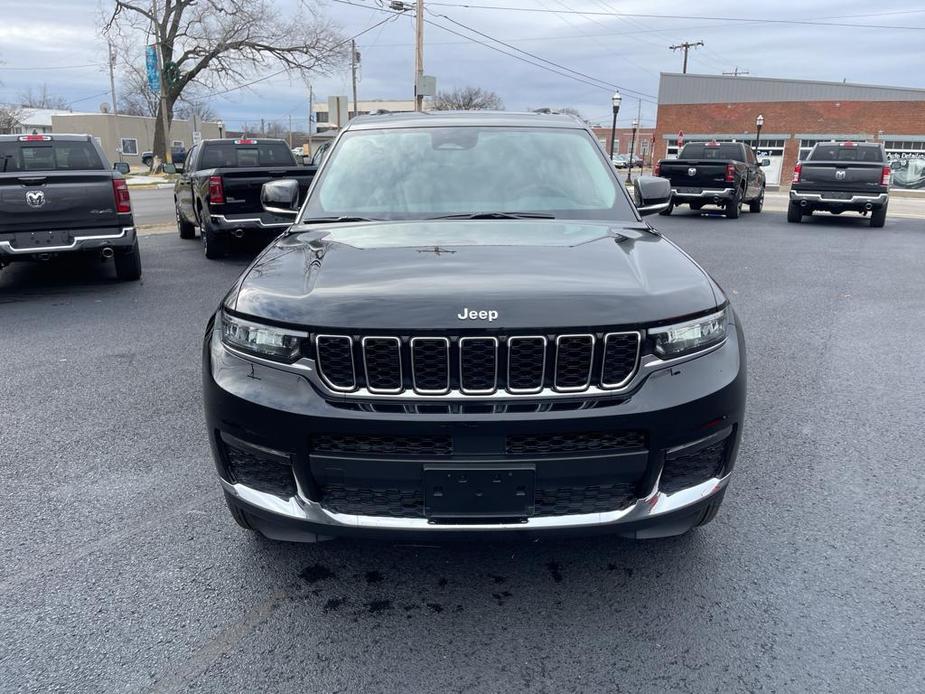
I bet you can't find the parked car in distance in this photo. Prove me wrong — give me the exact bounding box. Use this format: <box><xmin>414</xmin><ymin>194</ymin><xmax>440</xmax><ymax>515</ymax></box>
<box><xmin>142</xmin><ymin>146</ymin><xmax>187</xmax><ymax>169</ymax></box>
<box><xmin>203</xmin><ymin>111</ymin><xmax>746</xmax><ymax>544</ymax></box>
<box><xmin>0</xmin><ymin>134</ymin><xmax>141</xmax><ymax>280</ymax></box>
<box><xmin>173</xmin><ymin>138</ymin><xmax>316</xmax><ymax>258</ymax></box>
<box><xmin>789</xmin><ymin>142</ymin><xmax>891</xmax><ymax>227</ymax></box>
<box><xmin>611</xmin><ymin>154</ymin><xmax>628</xmax><ymax>169</ymax></box>
<box><xmin>655</xmin><ymin>141</ymin><xmax>767</xmax><ymax>218</ymax></box>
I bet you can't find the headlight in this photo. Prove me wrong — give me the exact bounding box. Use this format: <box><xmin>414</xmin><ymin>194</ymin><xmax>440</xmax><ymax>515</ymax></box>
<box><xmin>220</xmin><ymin>312</ymin><xmax>306</xmax><ymax>362</ymax></box>
<box><xmin>650</xmin><ymin>308</ymin><xmax>728</xmax><ymax>359</ymax></box>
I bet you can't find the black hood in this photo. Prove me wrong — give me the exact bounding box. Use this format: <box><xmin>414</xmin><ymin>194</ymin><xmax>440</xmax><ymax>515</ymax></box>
<box><xmin>229</xmin><ymin>220</ymin><xmax>719</xmax><ymax>331</ymax></box>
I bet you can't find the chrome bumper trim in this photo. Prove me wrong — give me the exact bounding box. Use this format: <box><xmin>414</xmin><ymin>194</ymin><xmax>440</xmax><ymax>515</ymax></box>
<box><xmin>789</xmin><ymin>191</ymin><xmax>888</xmax><ymax>205</ymax></box>
<box><xmin>211</xmin><ymin>215</ymin><xmax>291</xmax><ymax>229</ymax></box>
<box><xmin>221</xmin><ymin>473</ymin><xmax>730</xmax><ymax>532</ymax></box>
<box><xmin>0</xmin><ymin>227</ymin><xmax>133</xmax><ymax>254</ymax></box>
<box><xmin>670</xmin><ymin>187</ymin><xmax>735</xmax><ymax>199</ymax></box>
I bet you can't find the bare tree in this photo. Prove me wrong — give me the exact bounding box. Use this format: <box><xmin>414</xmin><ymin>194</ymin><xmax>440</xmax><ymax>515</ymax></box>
<box><xmin>117</xmin><ymin>60</ymin><xmax>160</xmax><ymax>117</ymax></box>
<box><xmin>433</xmin><ymin>86</ymin><xmax>504</xmax><ymax>111</ymax></box>
<box><xmin>532</xmin><ymin>106</ymin><xmax>585</xmax><ymax>121</ymax></box>
<box><xmin>104</xmin><ymin>0</ymin><xmax>346</xmax><ymax>162</ymax></box>
<box><xmin>0</xmin><ymin>105</ymin><xmax>24</xmax><ymax>134</ymax></box>
<box><xmin>18</xmin><ymin>84</ymin><xmax>71</xmax><ymax>110</ymax></box>
<box><xmin>174</xmin><ymin>99</ymin><xmax>219</xmax><ymax>123</ymax></box>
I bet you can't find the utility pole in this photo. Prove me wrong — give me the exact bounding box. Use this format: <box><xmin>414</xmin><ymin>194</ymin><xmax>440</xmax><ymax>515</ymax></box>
<box><xmin>307</xmin><ymin>84</ymin><xmax>313</xmax><ymax>154</ymax></box>
<box><xmin>669</xmin><ymin>41</ymin><xmax>704</xmax><ymax>74</ymax></box>
<box><xmin>415</xmin><ymin>0</ymin><xmax>424</xmax><ymax>111</ymax></box>
<box><xmin>723</xmin><ymin>66</ymin><xmax>750</xmax><ymax>77</ymax></box>
<box><xmin>351</xmin><ymin>39</ymin><xmax>360</xmax><ymax>119</ymax></box>
<box><xmin>288</xmin><ymin>114</ymin><xmax>293</xmax><ymax>148</ymax></box>
<box><xmin>107</xmin><ymin>41</ymin><xmax>122</xmax><ymax>164</ymax></box>
<box><xmin>260</xmin><ymin>118</ymin><xmax>265</xmax><ymax>137</ymax></box>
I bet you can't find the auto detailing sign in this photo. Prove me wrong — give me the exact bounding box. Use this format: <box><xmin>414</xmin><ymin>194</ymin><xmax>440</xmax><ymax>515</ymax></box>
<box><xmin>887</xmin><ymin>152</ymin><xmax>925</xmax><ymax>190</ymax></box>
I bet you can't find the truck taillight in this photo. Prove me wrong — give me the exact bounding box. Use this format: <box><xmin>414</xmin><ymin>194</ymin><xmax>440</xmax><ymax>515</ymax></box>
<box><xmin>881</xmin><ymin>165</ymin><xmax>892</xmax><ymax>186</ymax></box>
<box><xmin>112</xmin><ymin>178</ymin><xmax>132</xmax><ymax>214</ymax></box>
<box><xmin>792</xmin><ymin>163</ymin><xmax>802</xmax><ymax>184</ymax></box>
<box><xmin>234</xmin><ymin>139</ymin><xmax>257</xmax><ymax>145</ymax></box>
<box><xmin>725</xmin><ymin>162</ymin><xmax>735</xmax><ymax>183</ymax></box>
<box><xmin>18</xmin><ymin>134</ymin><xmax>52</xmax><ymax>141</ymax></box>
<box><xmin>653</xmin><ymin>161</ymin><xmax>660</xmax><ymax>176</ymax></box>
<box><xmin>209</xmin><ymin>175</ymin><xmax>225</xmax><ymax>204</ymax></box>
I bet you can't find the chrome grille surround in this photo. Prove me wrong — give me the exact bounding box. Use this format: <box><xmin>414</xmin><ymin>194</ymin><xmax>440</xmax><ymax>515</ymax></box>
<box><xmin>506</xmin><ymin>336</ymin><xmax>547</xmax><ymax>394</ymax></box>
<box><xmin>458</xmin><ymin>336</ymin><xmax>499</xmax><ymax>395</ymax></box>
<box><xmin>314</xmin><ymin>334</ymin><xmax>356</xmax><ymax>392</ymax></box>
<box><xmin>600</xmin><ymin>331</ymin><xmax>643</xmax><ymax>389</ymax></box>
<box><xmin>554</xmin><ymin>334</ymin><xmax>595</xmax><ymax>392</ymax></box>
<box><xmin>362</xmin><ymin>336</ymin><xmax>403</xmax><ymax>394</ymax></box>
<box><xmin>410</xmin><ymin>337</ymin><xmax>451</xmax><ymax>395</ymax></box>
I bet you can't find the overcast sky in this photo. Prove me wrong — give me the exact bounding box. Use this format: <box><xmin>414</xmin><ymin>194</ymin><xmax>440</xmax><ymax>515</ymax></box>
<box><xmin>1</xmin><ymin>0</ymin><xmax>923</xmax><ymax>130</ymax></box>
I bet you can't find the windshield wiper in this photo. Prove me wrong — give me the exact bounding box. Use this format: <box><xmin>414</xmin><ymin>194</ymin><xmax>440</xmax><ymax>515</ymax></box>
<box><xmin>300</xmin><ymin>216</ymin><xmax>381</xmax><ymax>224</ymax></box>
<box><xmin>429</xmin><ymin>211</ymin><xmax>556</xmax><ymax>220</ymax></box>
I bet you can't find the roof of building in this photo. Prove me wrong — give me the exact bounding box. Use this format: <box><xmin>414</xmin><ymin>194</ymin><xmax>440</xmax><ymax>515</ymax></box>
<box><xmin>12</xmin><ymin>107</ymin><xmax>92</xmax><ymax>127</ymax></box>
<box><xmin>347</xmin><ymin>110</ymin><xmax>586</xmax><ymax>130</ymax></box>
<box><xmin>658</xmin><ymin>73</ymin><xmax>925</xmax><ymax>105</ymax></box>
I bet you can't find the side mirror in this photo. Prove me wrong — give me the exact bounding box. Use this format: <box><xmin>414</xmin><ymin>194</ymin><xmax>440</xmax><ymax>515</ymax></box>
<box><xmin>760</xmin><ymin>158</ymin><xmax>771</xmax><ymax>167</ymax></box>
<box><xmin>113</xmin><ymin>162</ymin><xmax>130</xmax><ymax>175</ymax></box>
<box><xmin>261</xmin><ymin>179</ymin><xmax>300</xmax><ymax>216</ymax></box>
<box><xmin>633</xmin><ymin>175</ymin><xmax>671</xmax><ymax>216</ymax></box>
<box><xmin>162</xmin><ymin>163</ymin><xmax>177</xmax><ymax>174</ymax></box>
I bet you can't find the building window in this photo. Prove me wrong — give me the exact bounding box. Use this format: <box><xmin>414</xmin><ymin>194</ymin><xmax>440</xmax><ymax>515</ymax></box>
<box><xmin>171</xmin><ymin>140</ymin><xmax>184</xmax><ymax>148</ymax></box>
<box><xmin>315</xmin><ymin>111</ymin><xmax>328</xmax><ymax>123</ymax></box>
<box><xmin>120</xmin><ymin>138</ymin><xmax>139</xmax><ymax>156</ymax></box>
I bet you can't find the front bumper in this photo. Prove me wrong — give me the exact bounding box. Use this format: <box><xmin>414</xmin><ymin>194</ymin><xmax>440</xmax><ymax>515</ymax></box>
<box><xmin>670</xmin><ymin>187</ymin><xmax>736</xmax><ymax>204</ymax></box>
<box><xmin>790</xmin><ymin>190</ymin><xmax>888</xmax><ymax>210</ymax></box>
<box><xmin>203</xmin><ymin>314</ymin><xmax>747</xmax><ymax>541</ymax></box>
<box><xmin>0</xmin><ymin>226</ymin><xmax>135</xmax><ymax>260</ymax></box>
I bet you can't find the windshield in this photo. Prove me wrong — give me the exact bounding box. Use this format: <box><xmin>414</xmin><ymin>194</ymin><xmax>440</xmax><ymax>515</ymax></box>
<box><xmin>301</xmin><ymin>126</ymin><xmax>635</xmax><ymax>222</ymax></box>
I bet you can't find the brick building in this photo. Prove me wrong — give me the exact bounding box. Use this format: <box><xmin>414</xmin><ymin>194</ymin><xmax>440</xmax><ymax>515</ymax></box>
<box><xmin>591</xmin><ymin>126</ymin><xmax>657</xmax><ymax>164</ymax></box>
<box><xmin>654</xmin><ymin>73</ymin><xmax>925</xmax><ymax>189</ymax></box>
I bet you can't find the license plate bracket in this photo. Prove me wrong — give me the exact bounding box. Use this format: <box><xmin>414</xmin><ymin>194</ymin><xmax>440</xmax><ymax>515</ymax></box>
<box><xmin>14</xmin><ymin>230</ymin><xmax>72</xmax><ymax>250</ymax></box>
<box><xmin>424</xmin><ymin>465</ymin><xmax>535</xmax><ymax>519</ymax></box>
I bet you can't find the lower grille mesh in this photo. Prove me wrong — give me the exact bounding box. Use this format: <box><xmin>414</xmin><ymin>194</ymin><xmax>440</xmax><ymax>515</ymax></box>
<box><xmin>660</xmin><ymin>438</ymin><xmax>729</xmax><ymax>494</ymax></box>
<box><xmin>311</xmin><ymin>433</ymin><xmax>454</xmax><ymax>456</ymax></box>
<box><xmin>506</xmin><ymin>430</ymin><xmax>646</xmax><ymax>455</ymax></box>
<box><xmin>322</xmin><ymin>485</ymin><xmax>423</xmax><ymax>518</ymax></box>
<box><xmin>223</xmin><ymin>442</ymin><xmax>296</xmax><ymax>497</ymax></box>
<box><xmin>535</xmin><ymin>483</ymin><xmax>638</xmax><ymax>516</ymax></box>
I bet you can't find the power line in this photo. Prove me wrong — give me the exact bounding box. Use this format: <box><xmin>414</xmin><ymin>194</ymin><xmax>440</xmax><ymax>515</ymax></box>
<box><xmin>423</xmin><ymin>3</ymin><xmax>925</xmax><ymax>31</ymax></box>
<box><xmin>723</xmin><ymin>67</ymin><xmax>750</xmax><ymax>77</ymax></box>
<box><xmin>0</xmin><ymin>63</ymin><xmax>104</xmax><ymax>71</ymax></box>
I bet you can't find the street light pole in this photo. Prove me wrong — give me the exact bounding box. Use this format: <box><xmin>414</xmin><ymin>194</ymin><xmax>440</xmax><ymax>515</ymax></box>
<box><xmin>609</xmin><ymin>91</ymin><xmax>621</xmax><ymax>162</ymax></box>
<box><xmin>755</xmin><ymin>113</ymin><xmax>764</xmax><ymax>154</ymax></box>
<box><xmin>626</xmin><ymin>117</ymin><xmax>639</xmax><ymax>185</ymax></box>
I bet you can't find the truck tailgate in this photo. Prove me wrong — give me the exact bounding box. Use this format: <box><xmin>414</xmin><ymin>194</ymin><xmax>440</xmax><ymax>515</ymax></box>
<box><xmin>217</xmin><ymin>167</ymin><xmax>314</xmax><ymax>210</ymax></box>
<box><xmin>658</xmin><ymin>160</ymin><xmax>730</xmax><ymax>189</ymax></box>
<box><xmin>797</xmin><ymin>161</ymin><xmax>885</xmax><ymax>194</ymax></box>
<box><xmin>0</xmin><ymin>172</ymin><xmax>119</xmax><ymax>233</ymax></box>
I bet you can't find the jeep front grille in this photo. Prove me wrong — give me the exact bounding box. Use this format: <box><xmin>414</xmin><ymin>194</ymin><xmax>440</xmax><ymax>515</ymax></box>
<box><xmin>312</xmin><ymin>330</ymin><xmax>641</xmax><ymax>398</ymax></box>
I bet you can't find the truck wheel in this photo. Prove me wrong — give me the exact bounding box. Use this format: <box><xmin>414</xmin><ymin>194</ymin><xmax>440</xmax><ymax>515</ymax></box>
<box><xmin>787</xmin><ymin>201</ymin><xmax>803</xmax><ymax>223</ymax></box>
<box><xmin>201</xmin><ymin>219</ymin><xmax>229</xmax><ymax>259</ymax></box>
<box><xmin>658</xmin><ymin>200</ymin><xmax>674</xmax><ymax>216</ymax></box>
<box><xmin>749</xmin><ymin>188</ymin><xmax>765</xmax><ymax>213</ymax></box>
<box><xmin>724</xmin><ymin>193</ymin><xmax>741</xmax><ymax>219</ymax></box>
<box><xmin>870</xmin><ymin>204</ymin><xmax>888</xmax><ymax>228</ymax></box>
<box><xmin>176</xmin><ymin>201</ymin><xmax>196</xmax><ymax>239</ymax></box>
<box><xmin>114</xmin><ymin>239</ymin><xmax>142</xmax><ymax>281</ymax></box>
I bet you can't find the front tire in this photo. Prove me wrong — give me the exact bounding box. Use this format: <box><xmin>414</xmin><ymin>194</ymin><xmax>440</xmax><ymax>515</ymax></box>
<box><xmin>748</xmin><ymin>187</ymin><xmax>765</xmax><ymax>213</ymax></box>
<box><xmin>114</xmin><ymin>239</ymin><xmax>142</xmax><ymax>281</ymax></box>
<box><xmin>787</xmin><ymin>201</ymin><xmax>803</xmax><ymax>223</ymax></box>
<box><xmin>870</xmin><ymin>203</ymin><xmax>887</xmax><ymax>228</ymax></box>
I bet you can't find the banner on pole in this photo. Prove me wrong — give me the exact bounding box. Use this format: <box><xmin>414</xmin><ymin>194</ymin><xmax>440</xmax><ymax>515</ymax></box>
<box><xmin>145</xmin><ymin>45</ymin><xmax>160</xmax><ymax>94</ymax></box>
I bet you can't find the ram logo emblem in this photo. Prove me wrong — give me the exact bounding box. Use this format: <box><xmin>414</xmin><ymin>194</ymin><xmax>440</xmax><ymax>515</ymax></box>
<box><xmin>687</xmin><ymin>167</ymin><xmax>697</xmax><ymax>177</ymax></box>
<box><xmin>835</xmin><ymin>170</ymin><xmax>847</xmax><ymax>181</ymax></box>
<box><xmin>25</xmin><ymin>190</ymin><xmax>46</xmax><ymax>208</ymax></box>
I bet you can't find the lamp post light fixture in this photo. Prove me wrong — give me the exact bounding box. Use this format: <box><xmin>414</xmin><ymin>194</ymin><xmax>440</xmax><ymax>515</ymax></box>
<box><xmin>609</xmin><ymin>91</ymin><xmax>622</xmax><ymax>162</ymax></box>
<box><xmin>755</xmin><ymin>114</ymin><xmax>764</xmax><ymax>154</ymax></box>
<box><xmin>217</xmin><ymin>120</ymin><xmax>225</xmax><ymax>139</ymax></box>
<box><xmin>626</xmin><ymin>117</ymin><xmax>639</xmax><ymax>184</ymax></box>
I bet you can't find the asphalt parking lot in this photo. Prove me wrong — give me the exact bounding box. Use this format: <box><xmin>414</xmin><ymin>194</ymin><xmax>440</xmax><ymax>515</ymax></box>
<box><xmin>1</xmin><ymin>208</ymin><xmax>923</xmax><ymax>693</ymax></box>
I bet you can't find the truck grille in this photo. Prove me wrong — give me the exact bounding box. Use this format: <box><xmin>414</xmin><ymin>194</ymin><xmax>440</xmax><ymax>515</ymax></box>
<box><xmin>313</xmin><ymin>331</ymin><xmax>641</xmax><ymax>397</ymax></box>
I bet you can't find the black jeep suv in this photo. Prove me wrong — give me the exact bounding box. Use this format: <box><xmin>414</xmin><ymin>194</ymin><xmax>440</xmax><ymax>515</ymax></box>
<box><xmin>203</xmin><ymin>112</ymin><xmax>746</xmax><ymax>542</ymax></box>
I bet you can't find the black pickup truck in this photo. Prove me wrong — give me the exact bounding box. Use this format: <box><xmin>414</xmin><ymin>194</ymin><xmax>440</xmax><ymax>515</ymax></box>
<box><xmin>788</xmin><ymin>142</ymin><xmax>890</xmax><ymax>227</ymax></box>
<box><xmin>0</xmin><ymin>134</ymin><xmax>141</xmax><ymax>281</ymax></box>
<box><xmin>173</xmin><ymin>138</ymin><xmax>315</xmax><ymax>258</ymax></box>
<box><xmin>655</xmin><ymin>142</ymin><xmax>767</xmax><ymax>218</ymax></box>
